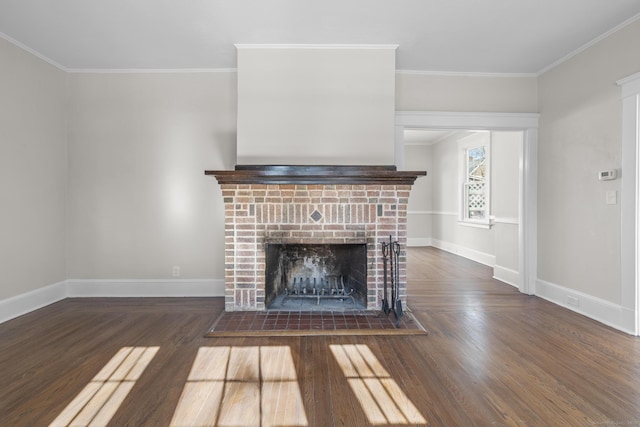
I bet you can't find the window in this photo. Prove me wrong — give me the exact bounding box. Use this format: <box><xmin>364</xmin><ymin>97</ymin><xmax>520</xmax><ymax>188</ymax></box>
<box><xmin>459</xmin><ymin>132</ymin><xmax>491</xmax><ymax>227</ymax></box>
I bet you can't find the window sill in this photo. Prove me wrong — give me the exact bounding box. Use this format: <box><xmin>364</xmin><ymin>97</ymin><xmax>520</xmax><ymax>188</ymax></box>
<box><xmin>457</xmin><ymin>220</ymin><xmax>492</xmax><ymax>229</ymax></box>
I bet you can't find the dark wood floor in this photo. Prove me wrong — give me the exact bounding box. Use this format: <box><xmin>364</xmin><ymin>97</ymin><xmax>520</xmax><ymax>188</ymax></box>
<box><xmin>1</xmin><ymin>247</ymin><xmax>639</xmax><ymax>426</ymax></box>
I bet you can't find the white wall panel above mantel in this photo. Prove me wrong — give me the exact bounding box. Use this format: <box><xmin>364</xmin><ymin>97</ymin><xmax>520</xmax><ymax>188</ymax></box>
<box><xmin>236</xmin><ymin>44</ymin><xmax>397</xmax><ymax>165</ymax></box>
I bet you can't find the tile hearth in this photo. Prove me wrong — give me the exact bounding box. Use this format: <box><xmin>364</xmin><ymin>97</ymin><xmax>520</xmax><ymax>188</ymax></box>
<box><xmin>206</xmin><ymin>310</ymin><xmax>427</xmax><ymax>337</ymax></box>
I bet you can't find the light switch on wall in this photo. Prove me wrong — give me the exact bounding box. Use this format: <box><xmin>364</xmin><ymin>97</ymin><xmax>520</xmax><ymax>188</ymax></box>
<box><xmin>606</xmin><ymin>190</ymin><xmax>617</xmax><ymax>205</ymax></box>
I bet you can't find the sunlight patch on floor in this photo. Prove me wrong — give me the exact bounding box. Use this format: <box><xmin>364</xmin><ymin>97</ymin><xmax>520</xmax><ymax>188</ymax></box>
<box><xmin>170</xmin><ymin>346</ymin><xmax>308</xmax><ymax>427</ymax></box>
<box><xmin>49</xmin><ymin>346</ymin><xmax>159</xmax><ymax>427</ymax></box>
<box><xmin>330</xmin><ymin>344</ymin><xmax>427</xmax><ymax>425</ymax></box>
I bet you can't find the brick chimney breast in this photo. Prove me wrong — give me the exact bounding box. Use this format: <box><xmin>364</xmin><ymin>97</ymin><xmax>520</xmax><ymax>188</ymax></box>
<box><xmin>206</xmin><ymin>165</ymin><xmax>426</xmax><ymax>311</ymax></box>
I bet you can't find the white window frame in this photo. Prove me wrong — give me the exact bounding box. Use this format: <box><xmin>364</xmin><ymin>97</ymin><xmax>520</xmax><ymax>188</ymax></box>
<box><xmin>458</xmin><ymin>132</ymin><xmax>492</xmax><ymax>228</ymax></box>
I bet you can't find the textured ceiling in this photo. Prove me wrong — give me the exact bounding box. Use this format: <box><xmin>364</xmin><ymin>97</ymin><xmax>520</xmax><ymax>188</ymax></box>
<box><xmin>0</xmin><ymin>0</ymin><xmax>639</xmax><ymax>73</ymax></box>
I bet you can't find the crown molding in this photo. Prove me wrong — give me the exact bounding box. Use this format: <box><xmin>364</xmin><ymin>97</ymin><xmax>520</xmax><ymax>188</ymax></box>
<box><xmin>66</xmin><ymin>67</ymin><xmax>237</xmax><ymax>74</ymax></box>
<box><xmin>396</xmin><ymin>69</ymin><xmax>537</xmax><ymax>78</ymax></box>
<box><xmin>235</xmin><ymin>43</ymin><xmax>399</xmax><ymax>50</ymax></box>
<box><xmin>537</xmin><ymin>12</ymin><xmax>640</xmax><ymax>76</ymax></box>
<box><xmin>0</xmin><ymin>31</ymin><xmax>68</xmax><ymax>72</ymax></box>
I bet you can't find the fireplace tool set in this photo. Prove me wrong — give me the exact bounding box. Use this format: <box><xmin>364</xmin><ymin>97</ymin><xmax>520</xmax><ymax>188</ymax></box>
<box><xmin>282</xmin><ymin>275</ymin><xmax>355</xmax><ymax>306</ymax></box>
<box><xmin>381</xmin><ymin>236</ymin><xmax>404</xmax><ymax>326</ymax></box>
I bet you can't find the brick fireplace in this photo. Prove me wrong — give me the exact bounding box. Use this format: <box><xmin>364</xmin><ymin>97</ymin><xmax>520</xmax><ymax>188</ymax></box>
<box><xmin>206</xmin><ymin>165</ymin><xmax>425</xmax><ymax>312</ymax></box>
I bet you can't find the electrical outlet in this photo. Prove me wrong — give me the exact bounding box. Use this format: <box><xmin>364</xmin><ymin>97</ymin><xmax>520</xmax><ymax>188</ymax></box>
<box><xmin>172</xmin><ymin>266</ymin><xmax>181</xmax><ymax>277</ymax></box>
<box><xmin>567</xmin><ymin>295</ymin><xmax>580</xmax><ymax>307</ymax></box>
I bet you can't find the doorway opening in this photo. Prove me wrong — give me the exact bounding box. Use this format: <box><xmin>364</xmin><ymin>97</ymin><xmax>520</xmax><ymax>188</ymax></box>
<box><xmin>395</xmin><ymin>111</ymin><xmax>538</xmax><ymax>296</ymax></box>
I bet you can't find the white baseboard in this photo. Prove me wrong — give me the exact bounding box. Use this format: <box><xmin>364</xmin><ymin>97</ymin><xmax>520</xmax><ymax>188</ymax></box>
<box><xmin>0</xmin><ymin>281</ymin><xmax>67</xmax><ymax>324</ymax></box>
<box><xmin>536</xmin><ymin>279</ymin><xmax>636</xmax><ymax>335</ymax></box>
<box><xmin>0</xmin><ymin>278</ymin><xmax>225</xmax><ymax>325</ymax></box>
<box><xmin>493</xmin><ymin>265</ymin><xmax>519</xmax><ymax>288</ymax></box>
<box><xmin>415</xmin><ymin>240</ymin><xmax>520</xmax><ymax>287</ymax></box>
<box><xmin>430</xmin><ymin>238</ymin><xmax>496</xmax><ymax>267</ymax></box>
<box><xmin>407</xmin><ymin>237</ymin><xmax>432</xmax><ymax>247</ymax></box>
<box><xmin>66</xmin><ymin>279</ymin><xmax>225</xmax><ymax>298</ymax></box>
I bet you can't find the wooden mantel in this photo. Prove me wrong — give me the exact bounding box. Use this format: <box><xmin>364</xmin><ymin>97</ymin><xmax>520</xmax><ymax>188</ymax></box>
<box><xmin>205</xmin><ymin>165</ymin><xmax>426</xmax><ymax>185</ymax></box>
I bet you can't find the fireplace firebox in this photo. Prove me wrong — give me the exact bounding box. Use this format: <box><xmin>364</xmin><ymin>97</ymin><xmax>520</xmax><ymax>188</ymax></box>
<box><xmin>265</xmin><ymin>243</ymin><xmax>367</xmax><ymax>310</ymax></box>
<box><xmin>205</xmin><ymin>165</ymin><xmax>426</xmax><ymax>312</ymax></box>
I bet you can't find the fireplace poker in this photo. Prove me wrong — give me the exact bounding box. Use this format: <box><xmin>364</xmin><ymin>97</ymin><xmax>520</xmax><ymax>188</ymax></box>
<box><xmin>381</xmin><ymin>240</ymin><xmax>390</xmax><ymax>315</ymax></box>
<box><xmin>389</xmin><ymin>235</ymin><xmax>396</xmax><ymax>317</ymax></box>
<box><xmin>393</xmin><ymin>240</ymin><xmax>404</xmax><ymax>325</ymax></box>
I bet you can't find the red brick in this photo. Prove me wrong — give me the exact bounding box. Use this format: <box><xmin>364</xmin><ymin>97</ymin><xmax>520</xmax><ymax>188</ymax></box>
<box><xmin>236</xmin><ymin>237</ymin><xmax>257</xmax><ymax>244</ymax></box>
<box><xmin>236</xmin><ymin>271</ymin><xmax>255</xmax><ymax>279</ymax></box>
<box><xmin>349</xmin><ymin>197</ymin><xmax>368</xmax><ymax>204</ymax></box>
<box><xmin>320</xmin><ymin>197</ymin><xmax>339</xmax><ymax>204</ymax></box>
<box><xmin>334</xmin><ymin>231</ymin><xmax>357</xmax><ymax>238</ymax></box>
<box><xmin>278</xmin><ymin>224</ymin><xmax>301</xmax><ymax>231</ymax></box>
<box><xmin>234</xmin><ymin>263</ymin><xmax>257</xmax><ymax>271</ymax></box>
<box><xmin>291</xmin><ymin>231</ymin><xmax>315</xmax><ymax>238</ymax></box>
<box><xmin>321</xmin><ymin>224</ymin><xmax>344</xmax><ymax>230</ymax></box>
<box><xmin>236</xmin><ymin>223</ymin><xmax>256</xmax><ymax>231</ymax></box>
<box><xmin>236</xmin><ymin>250</ymin><xmax>257</xmax><ymax>257</ymax></box>
<box><xmin>235</xmin><ymin>196</ymin><xmax>254</xmax><ymax>204</ymax></box>
<box><xmin>236</xmin><ymin>230</ymin><xmax>257</xmax><ymax>237</ymax></box>
<box><xmin>234</xmin><ymin>217</ymin><xmax>256</xmax><ymax>224</ymax></box>
<box><xmin>376</xmin><ymin>224</ymin><xmax>397</xmax><ymax>231</ymax></box>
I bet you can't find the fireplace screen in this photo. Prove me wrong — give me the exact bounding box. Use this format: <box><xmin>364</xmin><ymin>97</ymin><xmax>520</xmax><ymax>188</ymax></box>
<box><xmin>265</xmin><ymin>243</ymin><xmax>367</xmax><ymax>310</ymax></box>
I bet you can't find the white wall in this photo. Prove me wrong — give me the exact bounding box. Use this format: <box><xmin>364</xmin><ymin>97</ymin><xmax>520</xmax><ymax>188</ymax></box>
<box><xmin>237</xmin><ymin>46</ymin><xmax>396</xmax><ymax>165</ymax></box>
<box><xmin>405</xmin><ymin>143</ymin><xmax>433</xmax><ymax>244</ymax></box>
<box><xmin>0</xmin><ymin>38</ymin><xmax>67</xmax><ymax>300</ymax></box>
<box><xmin>491</xmin><ymin>132</ymin><xmax>522</xmax><ymax>280</ymax></box>
<box><xmin>537</xmin><ymin>18</ymin><xmax>640</xmax><ymax>304</ymax></box>
<box><xmin>67</xmin><ymin>72</ymin><xmax>237</xmax><ymax>280</ymax></box>
<box><xmin>396</xmin><ymin>73</ymin><xmax>538</xmax><ymax>112</ymax></box>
